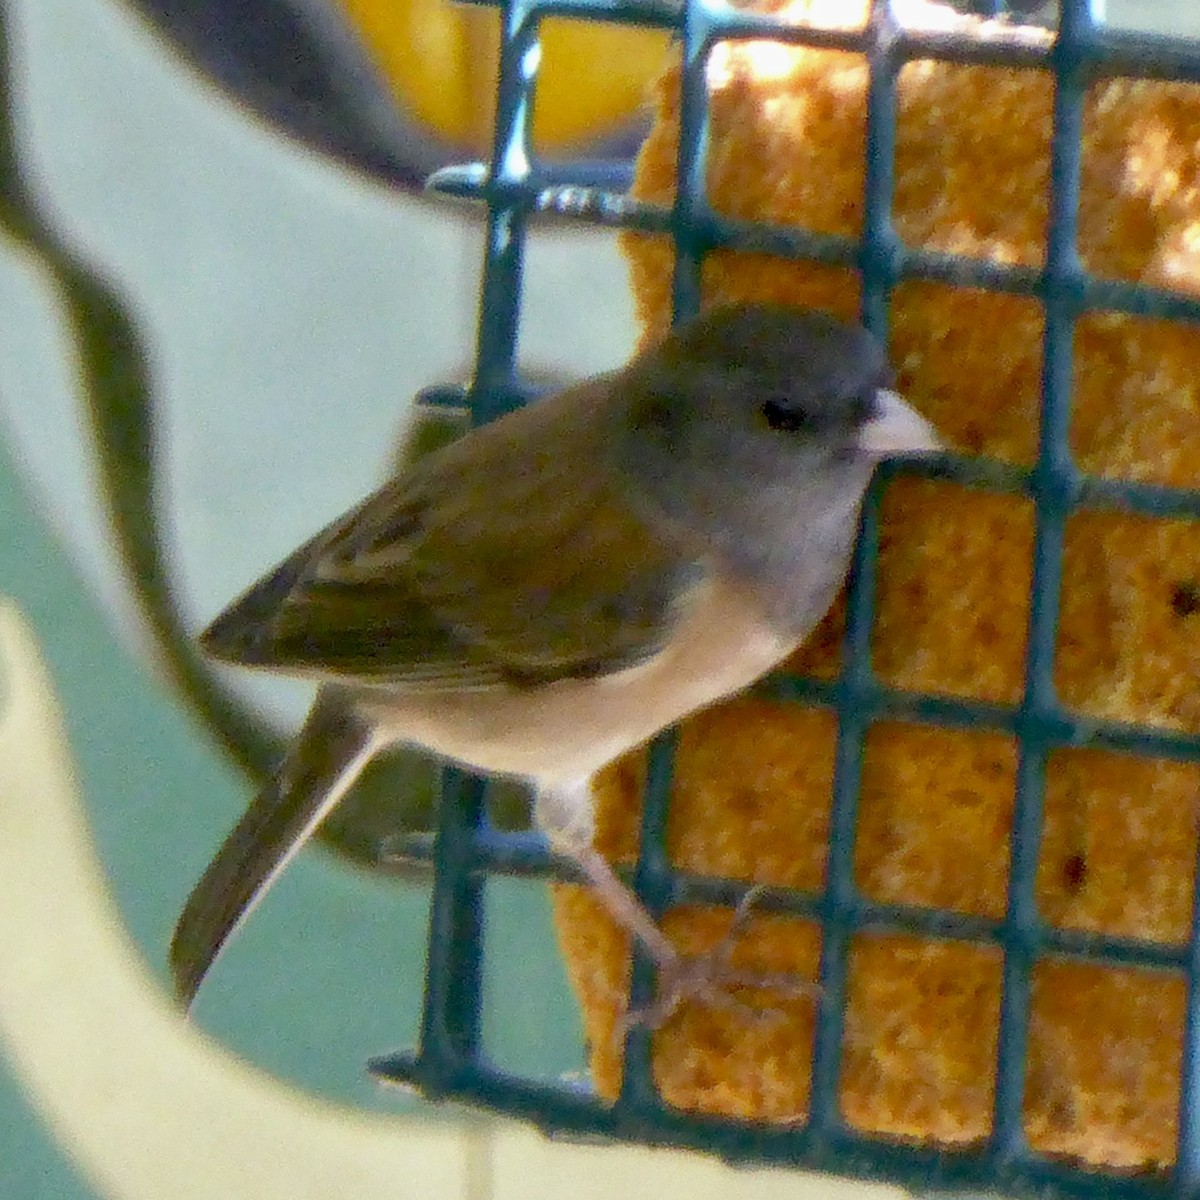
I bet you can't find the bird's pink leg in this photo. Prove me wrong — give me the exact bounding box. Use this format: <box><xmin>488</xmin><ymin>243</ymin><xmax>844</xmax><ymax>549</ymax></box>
<box><xmin>551</xmin><ymin>832</ymin><xmax>818</xmax><ymax>1033</ymax></box>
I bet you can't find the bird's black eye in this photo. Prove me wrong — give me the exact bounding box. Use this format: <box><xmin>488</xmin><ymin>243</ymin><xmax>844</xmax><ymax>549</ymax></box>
<box><xmin>760</xmin><ymin>397</ymin><xmax>812</xmax><ymax>432</ymax></box>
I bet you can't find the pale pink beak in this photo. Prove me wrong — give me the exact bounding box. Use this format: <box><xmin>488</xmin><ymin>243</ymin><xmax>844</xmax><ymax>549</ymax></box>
<box><xmin>857</xmin><ymin>389</ymin><xmax>942</xmax><ymax>458</ymax></box>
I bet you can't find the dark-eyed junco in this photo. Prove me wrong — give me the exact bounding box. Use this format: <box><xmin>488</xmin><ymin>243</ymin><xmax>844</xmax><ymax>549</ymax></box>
<box><xmin>170</xmin><ymin>303</ymin><xmax>941</xmax><ymax>1017</ymax></box>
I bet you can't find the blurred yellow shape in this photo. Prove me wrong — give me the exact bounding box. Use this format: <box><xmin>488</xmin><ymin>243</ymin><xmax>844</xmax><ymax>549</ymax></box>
<box><xmin>338</xmin><ymin>0</ymin><xmax>669</xmax><ymax>152</ymax></box>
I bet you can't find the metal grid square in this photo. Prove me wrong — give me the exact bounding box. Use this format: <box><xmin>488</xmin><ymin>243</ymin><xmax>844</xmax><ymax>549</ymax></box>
<box><xmin>375</xmin><ymin>2</ymin><xmax>1200</xmax><ymax>1196</ymax></box>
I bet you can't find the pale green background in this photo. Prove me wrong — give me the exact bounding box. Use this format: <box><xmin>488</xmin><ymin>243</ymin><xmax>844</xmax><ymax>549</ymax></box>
<box><xmin>0</xmin><ymin>0</ymin><xmax>638</xmax><ymax>1192</ymax></box>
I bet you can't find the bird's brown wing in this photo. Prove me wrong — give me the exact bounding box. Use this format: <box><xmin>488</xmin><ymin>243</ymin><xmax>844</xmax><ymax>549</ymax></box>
<box><xmin>201</xmin><ymin>385</ymin><xmax>703</xmax><ymax>688</ymax></box>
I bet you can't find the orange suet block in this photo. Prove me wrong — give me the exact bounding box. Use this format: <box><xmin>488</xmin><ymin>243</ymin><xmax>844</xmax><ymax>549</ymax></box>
<box><xmin>552</xmin><ymin>0</ymin><xmax>1200</xmax><ymax>1172</ymax></box>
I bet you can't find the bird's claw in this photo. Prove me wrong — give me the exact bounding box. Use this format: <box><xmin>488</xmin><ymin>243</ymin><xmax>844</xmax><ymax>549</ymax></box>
<box><xmin>614</xmin><ymin>885</ymin><xmax>819</xmax><ymax>1041</ymax></box>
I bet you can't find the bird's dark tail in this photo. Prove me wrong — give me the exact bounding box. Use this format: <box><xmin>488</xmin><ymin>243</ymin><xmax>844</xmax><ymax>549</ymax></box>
<box><xmin>170</xmin><ymin>689</ymin><xmax>379</xmax><ymax>1007</ymax></box>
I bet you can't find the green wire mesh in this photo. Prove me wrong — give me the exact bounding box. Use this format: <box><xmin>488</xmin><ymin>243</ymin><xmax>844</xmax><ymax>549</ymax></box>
<box><xmin>369</xmin><ymin>1</ymin><xmax>1200</xmax><ymax>1197</ymax></box>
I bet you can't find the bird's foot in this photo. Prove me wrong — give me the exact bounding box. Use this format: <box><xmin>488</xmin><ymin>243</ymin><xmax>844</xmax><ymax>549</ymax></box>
<box><xmin>614</xmin><ymin>885</ymin><xmax>819</xmax><ymax>1039</ymax></box>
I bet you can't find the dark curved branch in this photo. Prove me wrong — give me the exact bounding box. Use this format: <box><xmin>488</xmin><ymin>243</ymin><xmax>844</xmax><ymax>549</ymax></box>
<box><xmin>0</xmin><ymin>1</ymin><xmax>280</xmax><ymax>784</ymax></box>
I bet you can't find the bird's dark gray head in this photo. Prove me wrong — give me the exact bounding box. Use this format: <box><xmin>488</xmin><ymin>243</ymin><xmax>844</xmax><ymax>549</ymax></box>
<box><xmin>617</xmin><ymin>303</ymin><xmax>936</xmax><ymax>482</ymax></box>
<box><xmin>612</xmin><ymin>303</ymin><xmax>940</xmax><ymax>625</ymax></box>
<box><xmin>650</xmin><ymin>303</ymin><xmax>892</xmax><ymax>438</ymax></box>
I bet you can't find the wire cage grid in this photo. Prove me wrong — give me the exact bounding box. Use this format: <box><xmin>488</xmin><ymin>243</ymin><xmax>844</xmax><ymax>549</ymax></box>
<box><xmin>371</xmin><ymin>2</ymin><xmax>1200</xmax><ymax>1198</ymax></box>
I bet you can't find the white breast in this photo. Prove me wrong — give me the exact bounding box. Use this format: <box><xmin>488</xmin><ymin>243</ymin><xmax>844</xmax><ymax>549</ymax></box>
<box><xmin>359</xmin><ymin>572</ymin><xmax>796</xmax><ymax>786</ymax></box>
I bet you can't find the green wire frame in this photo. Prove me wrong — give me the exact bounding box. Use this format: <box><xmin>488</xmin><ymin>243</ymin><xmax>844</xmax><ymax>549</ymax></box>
<box><xmin>380</xmin><ymin>2</ymin><xmax>1200</xmax><ymax>1198</ymax></box>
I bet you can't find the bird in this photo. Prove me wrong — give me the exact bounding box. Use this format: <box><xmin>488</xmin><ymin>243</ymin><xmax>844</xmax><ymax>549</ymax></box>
<box><xmin>170</xmin><ymin>302</ymin><xmax>941</xmax><ymax>1020</ymax></box>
